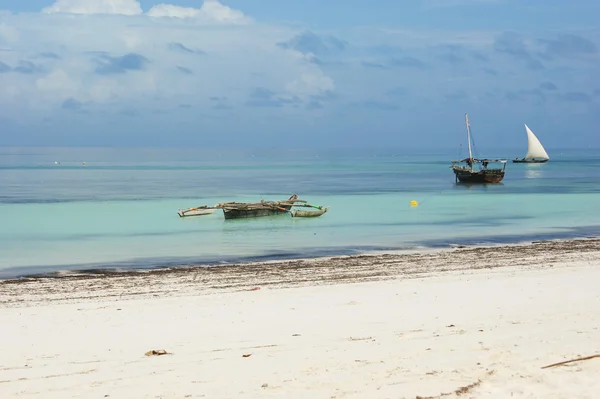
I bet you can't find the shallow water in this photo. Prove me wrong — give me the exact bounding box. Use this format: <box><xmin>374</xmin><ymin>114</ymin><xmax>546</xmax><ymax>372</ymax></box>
<box><xmin>1</xmin><ymin>146</ymin><xmax>599</xmax><ymax>277</ymax></box>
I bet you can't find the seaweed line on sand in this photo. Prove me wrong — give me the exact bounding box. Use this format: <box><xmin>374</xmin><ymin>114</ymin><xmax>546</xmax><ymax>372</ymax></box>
<box><xmin>1</xmin><ymin>238</ymin><xmax>599</xmax><ymax>308</ymax></box>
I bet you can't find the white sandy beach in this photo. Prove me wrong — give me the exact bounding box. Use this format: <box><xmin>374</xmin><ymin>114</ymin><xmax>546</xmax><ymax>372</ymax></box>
<box><xmin>2</xmin><ymin>239</ymin><xmax>600</xmax><ymax>398</ymax></box>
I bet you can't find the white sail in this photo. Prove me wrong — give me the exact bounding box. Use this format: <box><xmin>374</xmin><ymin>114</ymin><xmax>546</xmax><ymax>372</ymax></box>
<box><xmin>524</xmin><ymin>124</ymin><xmax>549</xmax><ymax>160</ymax></box>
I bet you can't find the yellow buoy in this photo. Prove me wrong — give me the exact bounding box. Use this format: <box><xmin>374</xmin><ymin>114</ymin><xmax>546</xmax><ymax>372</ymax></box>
<box><xmin>410</xmin><ymin>200</ymin><xmax>419</xmax><ymax>207</ymax></box>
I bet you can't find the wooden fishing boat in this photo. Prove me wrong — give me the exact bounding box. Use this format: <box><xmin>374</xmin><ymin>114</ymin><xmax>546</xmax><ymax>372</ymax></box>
<box><xmin>177</xmin><ymin>194</ymin><xmax>329</xmax><ymax>219</ymax></box>
<box><xmin>221</xmin><ymin>194</ymin><xmax>299</xmax><ymax>219</ymax></box>
<box><xmin>451</xmin><ymin>114</ymin><xmax>507</xmax><ymax>184</ymax></box>
<box><xmin>513</xmin><ymin>124</ymin><xmax>550</xmax><ymax>163</ymax></box>
<box><xmin>451</xmin><ymin>159</ymin><xmax>506</xmax><ymax>183</ymax></box>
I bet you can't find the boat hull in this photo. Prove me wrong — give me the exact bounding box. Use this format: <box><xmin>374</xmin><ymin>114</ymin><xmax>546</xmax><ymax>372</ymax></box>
<box><xmin>512</xmin><ymin>158</ymin><xmax>549</xmax><ymax>163</ymax></box>
<box><xmin>177</xmin><ymin>209</ymin><xmax>215</xmax><ymax>217</ymax></box>
<box><xmin>291</xmin><ymin>207</ymin><xmax>329</xmax><ymax>218</ymax></box>
<box><xmin>452</xmin><ymin>167</ymin><xmax>505</xmax><ymax>183</ymax></box>
<box><xmin>223</xmin><ymin>207</ymin><xmax>291</xmax><ymax>220</ymax></box>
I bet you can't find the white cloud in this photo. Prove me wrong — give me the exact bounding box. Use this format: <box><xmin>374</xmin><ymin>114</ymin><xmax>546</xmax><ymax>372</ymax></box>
<box><xmin>42</xmin><ymin>0</ymin><xmax>143</xmax><ymax>15</ymax></box>
<box><xmin>0</xmin><ymin>22</ymin><xmax>20</xmax><ymax>44</ymax></box>
<box><xmin>35</xmin><ymin>69</ymin><xmax>78</xmax><ymax>94</ymax></box>
<box><xmin>0</xmin><ymin>4</ymin><xmax>330</xmax><ymax>120</ymax></box>
<box><xmin>147</xmin><ymin>4</ymin><xmax>199</xmax><ymax>19</ymax></box>
<box><xmin>0</xmin><ymin>0</ymin><xmax>595</xmax><ymax>133</ymax></box>
<box><xmin>199</xmin><ymin>0</ymin><xmax>249</xmax><ymax>23</ymax></box>
<box><xmin>285</xmin><ymin>71</ymin><xmax>335</xmax><ymax>97</ymax></box>
<box><xmin>121</xmin><ymin>30</ymin><xmax>143</xmax><ymax>50</ymax></box>
<box><xmin>147</xmin><ymin>1</ymin><xmax>251</xmax><ymax>24</ymax></box>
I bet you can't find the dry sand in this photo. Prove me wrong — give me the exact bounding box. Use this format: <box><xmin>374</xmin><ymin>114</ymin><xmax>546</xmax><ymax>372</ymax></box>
<box><xmin>1</xmin><ymin>238</ymin><xmax>600</xmax><ymax>398</ymax></box>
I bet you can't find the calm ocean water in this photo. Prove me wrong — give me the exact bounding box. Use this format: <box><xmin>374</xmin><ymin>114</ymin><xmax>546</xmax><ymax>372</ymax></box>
<box><xmin>1</xmin><ymin>146</ymin><xmax>599</xmax><ymax>278</ymax></box>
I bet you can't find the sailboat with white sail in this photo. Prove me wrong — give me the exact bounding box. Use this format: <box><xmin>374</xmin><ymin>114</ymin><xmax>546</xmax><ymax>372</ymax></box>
<box><xmin>513</xmin><ymin>124</ymin><xmax>550</xmax><ymax>163</ymax></box>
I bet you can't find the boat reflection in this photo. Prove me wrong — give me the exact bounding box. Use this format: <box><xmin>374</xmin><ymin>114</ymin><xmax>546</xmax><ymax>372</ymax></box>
<box><xmin>525</xmin><ymin>167</ymin><xmax>543</xmax><ymax>179</ymax></box>
<box><xmin>454</xmin><ymin>182</ymin><xmax>505</xmax><ymax>190</ymax></box>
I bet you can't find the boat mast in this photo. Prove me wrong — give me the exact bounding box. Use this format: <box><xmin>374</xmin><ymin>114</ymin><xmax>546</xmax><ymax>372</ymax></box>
<box><xmin>465</xmin><ymin>113</ymin><xmax>473</xmax><ymax>170</ymax></box>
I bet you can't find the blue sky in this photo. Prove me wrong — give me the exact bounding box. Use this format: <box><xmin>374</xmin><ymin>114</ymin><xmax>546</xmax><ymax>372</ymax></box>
<box><xmin>0</xmin><ymin>0</ymin><xmax>598</xmax><ymax>150</ymax></box>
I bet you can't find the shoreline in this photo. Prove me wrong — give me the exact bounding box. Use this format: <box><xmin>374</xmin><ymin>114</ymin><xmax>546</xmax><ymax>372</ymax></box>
<box><xmin>2</xmin><ymin>226</ymin><xmax>600</xmax><ymax>280</ymax></box>
<box><xmin>2</xmin><ymin>236</ymin><xmax>599</xmax><ymax>308</ymax></box>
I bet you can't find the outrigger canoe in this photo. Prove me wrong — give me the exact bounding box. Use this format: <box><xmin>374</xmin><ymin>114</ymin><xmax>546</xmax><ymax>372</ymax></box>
<box><xmin>177</xmin><ymin>194</ymin><xmax>329</xmax><ymax>219</ymax></box>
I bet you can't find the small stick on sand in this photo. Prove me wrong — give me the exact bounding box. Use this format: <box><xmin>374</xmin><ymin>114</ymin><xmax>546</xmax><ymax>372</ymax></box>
<box><xmin>541</xmin><ymin>354</ymin><xmax>600</xmax><ymax>369</ymax></box>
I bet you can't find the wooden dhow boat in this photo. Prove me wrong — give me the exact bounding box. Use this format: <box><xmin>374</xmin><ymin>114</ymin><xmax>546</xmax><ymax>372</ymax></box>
<box><xmin>451</xmin><ymin>113</ymin><xmax>507</xmax><ymax>184</ymax></box>
<box><xmin>177</xmin><ymin>194</ymin><xmax>329</xmax><ymax>219</ymax></box>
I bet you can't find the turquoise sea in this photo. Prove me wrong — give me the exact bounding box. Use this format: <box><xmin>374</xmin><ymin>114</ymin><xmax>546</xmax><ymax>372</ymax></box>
<box><xmin>1</xmin><ymin>146</ymin><xmax>599</xmax><ymax>278</ymax></box>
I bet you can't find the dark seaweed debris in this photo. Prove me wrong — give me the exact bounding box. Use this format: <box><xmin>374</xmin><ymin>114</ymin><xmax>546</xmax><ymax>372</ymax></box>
<box><xmin>1</xmin><ymin>238</ymin><xmax>599</xmax><ymax>308</ymax></box>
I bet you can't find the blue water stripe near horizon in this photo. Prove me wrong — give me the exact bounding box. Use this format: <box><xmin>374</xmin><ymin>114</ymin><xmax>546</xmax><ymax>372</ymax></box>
<box><xmin>2</xmin><ymin>184</ymin><xmax>600</xmax><ymax>204</ymax></box>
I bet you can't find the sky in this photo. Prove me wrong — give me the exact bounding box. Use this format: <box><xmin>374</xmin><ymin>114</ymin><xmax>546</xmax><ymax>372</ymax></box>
<box><xmin>0</xmin><ymin>0</ymin><xmax>598</xmax><ymax>150</ymax></box>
